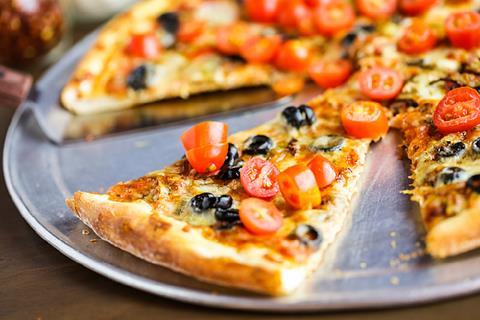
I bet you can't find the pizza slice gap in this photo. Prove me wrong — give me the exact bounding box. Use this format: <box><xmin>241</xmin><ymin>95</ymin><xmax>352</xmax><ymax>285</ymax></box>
<box><xmin>66</xmin><ymin>85</ymin><xmax>375</xmax><ymax>295</ymax></box>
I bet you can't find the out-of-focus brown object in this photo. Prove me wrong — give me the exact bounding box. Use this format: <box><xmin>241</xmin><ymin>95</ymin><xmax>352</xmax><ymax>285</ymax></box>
<box><xmin>0</xmin><ymin>0</ymin><xmax>65</xmax><ymax>66</ymax></box>
<box><xmin>0</xmin><ymin>65</ymin><xmax>32</xmax><ymax>108</ymax></box>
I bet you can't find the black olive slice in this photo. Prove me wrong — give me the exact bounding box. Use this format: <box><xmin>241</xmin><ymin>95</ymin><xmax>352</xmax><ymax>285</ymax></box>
<box><xmin>467</xmin><ymin>175</ymin><xmax>480</xmax><ymax>193</ymax></box>
<box><xmin>215</xmin><ymin>195</ymin><xmax>233</xmax><ymax>209</ymax></box>
<box><xmin>215</xmin><ymin>208</ymin><xmax>240</xmax><ymax>223</ymax></box>
<box><xmin>157</xmin><ymin>12</ymin><xmax>180</xmax><ymax>34</ymax></box>
<box><xmin>436</xmin><ymin>167</ymin><xmax>467</xmax><ymax>186</ymax></box>
<box><xmin>224</xmin><ymin>143</ymin><xmax>239</xmax><ymax>167</ymax></box>
<box><xmin>127</xmin><ymin>65</ymin><xmax>148</xmax><ymax>91</ymax></box>
<box><xmin>435</xmin><ymin>141</ymin><xmax>466</xmax><ymax>159</ymax></box>
<box><xmin>292</xmin><ymin>224</ymin><xmax>323</xmax><ymax>249</ymax></box>
<box><xmin>472</xmin><ymin>137</ymin><xmax>480</xmax><ymax>154</ymax></box>
<box><xmin>311</xmin><ymin>135</ymin><xmax>345</xmax><ymax>152</ymax></box>
<box><xmin>298</xmin><ymin>105</ymin><xmax>317</xmax><ymax>126</ymax></box>
<box><xmin>190</xmin><ymin>193</ymin><xmax>217</xmax><ymax>213</ymax></box>
<box><xmin>243</xmin><ymin>135</ymin><xmax>274</xmax><ymax>155</ymax></box>
<box><xmin>217</xmin><ymin>165</ymin><xmax>242</xmax><ymax>180</ymax></box>
<box><xmin>282</xmin><ymin>106</ymin><xmax>304</xmax><ymax>129</ymax></box>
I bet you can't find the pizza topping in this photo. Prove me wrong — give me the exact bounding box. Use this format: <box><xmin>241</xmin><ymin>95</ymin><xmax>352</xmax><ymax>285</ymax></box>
<box><xmin>466</xmin><ymin>174</ymin><xmax>480</xmax><ymax>193</ymax></box>
<box><xmin>341</xmin><ymin>101</ymin><xmax>389</xmax><ymax>139</ymax></box>
<box><xmin>311</xmin><ymin>135</ymin><xmax>345</xmax><ymax>152</ymax></box>
<box><xmin>308</xmin><ymin>155</ymin><xmax>338</xmax><ymax>188</ymax></box>
<box><xmin>215</xmin><ymin>23</ymin><xmax>254</xmax><ymax>56</ymax></box>
<box><xmin>126</xmin><ymin>34</ymin><xmax>161</xmax><ymax>59</ymax></box>
<box><xmin>239</xmin><ymin>198</ymin><xmax>283</xmax><ymax>235</ymax></box>
<box><xmin>240</xmin><ymin>35</ymin><xmax>282</xmax><ymax>64</ymax></box>
<box><xmin>436</xmin><ymin>167</ymin><xmax>468</xmax><ymax>186</ymax></box>
<box><xmin>243</xmin><ymin>135</ymin><xmax>274</xmax><ymax>155</ymax></box>
<box><xmin>282</xmin><ymin>105</ymin><xmax>316</xmax><ymax>129</ymax></box>
<box><xmin>190</xmin><ymin>192</ymin><xmax>218</xmax><ymax>212</ymax></box>
<box><xmin>359</xmin><ymin>67</ymin><xmax>404</xmax><ymax>101</ymax></box>
<box><xmin>399</xmin><ymin>0</ymin><xmax>436</xmax><ymax>16</ymax></box>
<box><xmin>218</xmin><ymin>143</ymin><xmax>243</xmax><ymax>180</ymax></box>
<box><xmin>398</xmin><ymin>21</ymin><xmax>437</xmax><ymax>55</ymax></box>
<box><xmin>127</xmin><ymin>65</ymin><xmax>148</xmax><ymax>91</ymax></box>
<box><xmin>313</xmin><ymin>0</ymin><xmax>355</xmax><ymax>37</ymax></box>
<box><xmin>245</xmin><ymin>0</ymin><xmax>280</xmax><ymax>23</ymax></box>
<box><xmin>472</xmin><ymin>137</ymin><xmax>480</xmax><ymax>154</ymax></box>
<box><xmin>275</xmin><ymin>39</ymin><xmax>312</xmax><ymax>72</ymax></box>
<box><xmin>240</xmin><ymin>157</ymin><xmax>280</xmax><ymax>198</ymax></box>
<box><xmin>157</xmin><ymin>12</ymin><xmax>180</xmax><ymax>35</ymax></box>
<box><xmin>272</xmin><ymin>76</ymin><xmax>306</xmax><ymax>96</ymax></box>
<box><xmin>216</xmin><ymin>195</ymin><xmax>234</xmax><ymax>209</ymax></box>
<box><xmin>435</xmin><ymin>141</ymin><xmax>466</xmax><ymax>159</ymax></box>
<box><xmin>445</xmin><ymin>11</ymin><xmax>480</xmax><ymax>50</ymax></box>
<box><xmin>215</xmin><ymin>208</ymin><xmax>240</xmax><ymax>223</ymax></box>
<box><xmin>433</xmin><ymin>87</ymin><xmax>480</xmax><ymax>134</ymax></box>
<box><xmin>292</xmin><ymin>224</ymin><xmax>323</xmax><ymax>249</ymax></box>
<box><xmin>355</xmin><ymin>0</ymin><xmax>397</xmax><ymax>20</ymax></box>
<box><xmin>278</xmin><ymin>164</ymin><xmax>321</xmax><ymax>210</ymax></box>
<box><xmin>177</xmin><ymin>21</ymin><xmax>204</xmax><ymax>43</ymax></box>
<box><xmin>309</xmin><ymin>59</ymin><xmax>352</xmax><ymax>89</ymax></box>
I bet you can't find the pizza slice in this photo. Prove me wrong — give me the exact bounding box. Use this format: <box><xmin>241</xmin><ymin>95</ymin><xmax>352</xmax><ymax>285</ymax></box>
<box><xmin>66</xmin><ymin>80</ymin><xmax>391</xmax><ymax>294</ymax></box>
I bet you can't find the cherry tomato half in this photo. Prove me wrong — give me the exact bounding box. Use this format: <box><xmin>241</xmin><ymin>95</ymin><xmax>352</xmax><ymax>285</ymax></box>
<box><xmin>397</xmin><ymin>21</ymin><xmax>437</xmax><ymax>55</ymax></box>
<box><xmin>355</xmin><ymin>0</ymin><xmax>397</xmax><ymax>20</ymax></box>
<box><xmin>275</xmin><ymin>40</ymin><xmax>312</xmax><ymax>72</ymax></box>
<box><xmin>240</xmin><ymin>35</ymin><xmax>282</xmax><ymax>64</ymax></box>
<box><xmin>215</xmin><ymin>23</ymin><xmax>254</xmax><ymax>55</ymax></box>
<box><xmin>309</xmin><ymin>59</ymin><xmax>352</xmax><ymax>89</ymax></box>
<box><xmin>185</xmin><ymin>143</ymin><xmax>229</xmax><ymax>173</ymax></box>
<box><xmin>308</xmin><ymin>155</ymin><xmax>338</xmax><ymax>189</ymax></box>
<box><xmin>433</xmin><ymin>87</ymin><xmax>480</xmax><ymax>134</ymax></box>
<box><xmin>181</xmin><ymin>121</ymin><xmax>228</xmax><ymax>151</ymax></box>
<box><xmin>359</xmin><ymin>67</ymin><xmax>404</xmax><ymax>101</ymax></box>
<box><xmin>314</xmin><ymin>0</ymin><xmax>355</xmax><ymax>37</ymax></box>
<box><xmin>277</xmin><ymin>0</ymin><xmax>310</xmax><ymax>29</ymax></box>
<box><xmin>239</xmin><ymin>198</ymin><xmax>283</xmax><ymax>235</ymax></box>
<box><xmin>399</xmin><ymin>0</ymin><xmax>436</xmax><ymax>16</ymax></box>
<box><xmin>240</xmin><ymin>158</ymin><xmax>280</xmax><ymax>199</ymax></box>
<box><xmin>245</xmin><ymin>0</ymin><xmax>280</xmax><ymax>23</ymax></box>
<box><xmin>272</xmin><ymin>76</ymin><xmax>306</xmax><ymax>96</ymax></box>
<box><xmin>445</xmin><ymin>11</ymin><xmax>480</xmax><ymax>50</ymax></box>
<box><xmin>278</xmin><ymin>164</ymin><xmax>321</xmax><ymax>210</ymax></box>
<box><xmin>177</xmin><ymin>21</ymin><xmax>204</xmax><ymax>43</ymax></box>
<box><xmin>341</xmin><ymin>101</ymin><xmax>389</xmax><ymax>139</ymax></box>
<box><xmin>126</xmin><ymin>34</ymin><xmax>161</xmax><ymax>58</ymax></box>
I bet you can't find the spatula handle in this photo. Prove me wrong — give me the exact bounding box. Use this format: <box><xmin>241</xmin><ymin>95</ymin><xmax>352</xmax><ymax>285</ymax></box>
<box><xmin>0</xmin><ymin>65</ymin><xmax>33</xmax><ymax>109</ymax></box>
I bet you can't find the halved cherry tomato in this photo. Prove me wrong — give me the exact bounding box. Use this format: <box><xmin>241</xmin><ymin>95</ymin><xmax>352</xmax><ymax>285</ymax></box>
<box><xmin>355</xmin><ymin>0</ymin><xmax>397</xmax><ymax>20</ymax></box>
<box><xmin>216</xmin><ymin>23</ymin><xmax>254</xmax><ymax>55</ymax></box>
<box><xmin>445</xmin><ymin>11</ymin><xmax>480</xmax><ymax>50</ymax></box>
<box><xmin>296</xmin><ymin>7</ymin><xmax>317</xmax><ymax>36</ymax></box>
<box><xmin>177</xmin><ymin>21</ymin><xmax>204</xmax><ymax>43</ymax></box>
<box><xmin>397</xmin><ymin>21</ymin><xmax>437</xmax><ymax>55</ymax></box>
<box><xmin>308</xmin><ymin>155</ymin><xmax>338</xmax><ymax>188</ymax></box>
<box><xmin>433</xmin><ymin>87</ymin><xmax>480</xmax><ymax>134</ymax></box>
<box><xmin>359</xmin><ymin>67</ymin><xmax>404</xmax><ymax>101</ymax></box>
<box><xmin>240</xmin><ymin>35</ymin><xmax>282</xmax><ymax>64</ymax></box>
<box><xmin>314</xmin><ymin>0</ymin><xmax>355</xmax><ymax>36</ymax></box>
<box><xmin>185</xmin><ymin>143</ymin><xmax>229</xmax><ymax>173</ymax></box>
<box><xmin>278</xmin><ymin>164</ymin><xmax>321</xmax><ymax>210</ymax></box>
<box><xmin>245</xmin><ymin>0</ymin><xmax>280</xmax><ymax>23</ymax></box>
<box><xmin>341</xmin><ymin>101</ymin><xmax>389</xmax><ymax>139</ymax></box>
<box><xmin>240</xmin><ymin>158</ymin><xmax>280</xmax><ymax>198</ymax></box>
<box><xmin>272</xmin><ymin>76</ymin><xmax>306</xmax><ymax>96</ymax></box>
<box><xmin>399</xmin><ymin>0</ymin><xmax>436</xmax><ymax>16</ymax></box>
<box><xmin>181</xmin><ymin>121</ymin><xmax>228</xmax><ymax>151</ymax></box>
<box><xmin>126</xmin><ymin>34</ymin><xmax>161</xmax><ymax>58</ymax></box>
<box><xmin>275</xmin><ymin>40</ymin><xmax>312</xmax><ymax>72</ymax></box>
<box><xmin>239</xmin><ymin>198</ymin><xmax>283</xmax><ymax>235</ymax></box>
<box><xmin>309</xmin><ymin>59</ymin><xmax>352</xmax><ymax>89</ymax></box>
<box><xmin>277</xmin><ymin>0</ymin><xmax>310</xmax><ymax>29</ymax></box>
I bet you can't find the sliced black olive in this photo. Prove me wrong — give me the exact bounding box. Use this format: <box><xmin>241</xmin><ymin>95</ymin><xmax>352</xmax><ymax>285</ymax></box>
<box><xmin>127</xmin><ymin>65</ymin><xmax>148</xmax><ymax>91</ymax></box>
<box><xmin>215</xmin><ymin>195</ymin><xmax>233</xmax><ymax>209</ymax></box>
<box><xmin>436</xmin><ymin>167</ymin><xmax>467</xmax><ymax>186</ymax></box>
<box><xmin>358</xmin><ymin>24</ymin><xmax>376</xmax><ymax>33</ymax></box>
<box><xmin>298</xmin><ymin>105</ymin><xmax>317</xmax><ymax>126</ymax></box>
<box><xmin>157</xmin><ymin>12</ymin><xmax>180</xmax><ymax>34</ymax></box>
<box><xmin>292</xmin><ymin>224</ymin><xmax>323</xmax><ymax>249</ymax></box>
<box><xmin>472</xmin><ymin>137</ymin><xmax>480</xmax><ymax>154</ymax></box>
<box><xmin>282</xmin><ymin>106</ymin><xmax>304</xmax><ymax>129</ymax></box>
<box><xmin>215</xmin><ymin>220</ymin><xmax>242</xmax><ymax>230</ymax></box>
<box><xmin>467</xmin><ymin>175</ymin><xmax>480</xmax><ymax>193</ymax></box>
<box><xmin>435</xmin><ymin>141</ymin><xmax>466</xmax><ymax>159</ymax></box>
<box><xmin>215</xmin><ymin>208</ymin><xmax>240</xmax><ymax>223</ymax></box>
<box><xmin>429</xmin><ymin>78</ymin><xmax>462</xmax><ymax>92</ymax></box>
<box><xmin>312</xmin><ymin>135</ymin><xmax>345</xmax><ymax>152</ymax></box>
<box><xmin>341</xmin><ymin>32</ymin><xmax>357</xmax><ymax>47</ymax></box>
<box><xmin>217</xmin><ymin>165</ymin><xmax>242</xmax><ymax>180</ymax></box>
<box><xmin>224</xmin><ymin>143</ymin><xmax>239</xmax><ymax>167</ymax></box>
<box><xmin>190</xmin><ymin>193</ymin><xmax>217</xmax><ymax>213</ymax></box>
<box><xmin>243</xmin><ymin>135</ymin><xmax>274</xmax><ymax>155</ymax></box>
<box><xmin>217</xmin><ymin>144</ymin><xmax>242</xmax><ymax>180</ymax></box>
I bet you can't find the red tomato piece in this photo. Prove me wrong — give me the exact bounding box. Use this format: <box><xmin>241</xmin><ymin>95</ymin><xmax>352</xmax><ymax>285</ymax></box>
<box><xmin>275</xmin><ymin>40</ymin><xmax>312</xmax><ymax>72</ymax></box>
<box><xmin>240</xmin><ymin>35</ymin><xmax>282</xmax><ymax>64</ymax></box>
<box><xmin>240</xmin><ymin>158</ymin><xmax>280</xmax><ymax>199</ymax></box>
<box><xmin>399</xmin><ymin>0</ymin><xmax>436</xmax><ymax>16</ymax></box>
<box><xmin>359</xmin><ymin>67</ymin><xmax>404</xmax><ymax>101</ymax></box>
<box><xmin>309</xmin><ymin>59</ymin><xmax>352</xmax><ymax>89</ymax></box>
<box><xmin>278</xmin><ymin>164</ymin><xmax>321</xmax><ymax>210</ymax></box>
<box><xmin>177</xmin><ymin>21</ymin><xmax>204</xmax><ymax>43</ymax></box>
<box><xmin>181</xmin><ymin>121</ymin><xmax>228</xmax><ymax>151</ymax></box>
<box><xmin>215</xmin><ymin>23</ymin><xmax>254</xmax><ymax>55</ymax></box>
<box><xmin>355</xmin><ymin>0</ymin><xmax>397</xmax><ymax>20</ymax></box>
<box><xmin>126</xmin><ymin>34</ymin><xmax>161</xmax><ymax>58</ymax></box>
<box><xmin>277</xmin><ymin>0</ymin><xmax>310</xmax><ymax>29</ymax></box>
<box><xmin>445</xmin><ymin>11</ymin><xmax>480</xmax><ymax>50</ymax></box>
<box><xmin>433</xmin><ymin>87</ymin><xmax>480</xmax><ymax>134</ymax></box>
<box><xmin>308</xmin><ymin>155</ymin><xmax>338</xmax><ymax>188</ymax></box>
<box><xmin>397</xmin><ymin>21</ymin><xmax>437</xmax><ymax>55</ymax></box>
<box><xmin>314</xmin><ymin>0</ymin><xmax>355</xmax><ymax>36</ymax></box>
<box><xmin>185</xmin><ymin>143</ymin><xmax>229</xmax><ymax>173</ymax></box>
<box><xmin>272</xmin><ymin>76</ymin><xmax>306</xmax><ymax>96</ymax></box>
<box><xmin>341</xmin><ymin>101</ymin><xmax>389</xmax><ymax>139</ymax></box>
<box><xmin>239</xmin><ymin>198</ymin><xmax>283</xmax><ymax>235</ymax></box>
<box><xmin>245</xmin><ymin>0</ymin><xmax>280</xmax><ymax>23</ymax></box>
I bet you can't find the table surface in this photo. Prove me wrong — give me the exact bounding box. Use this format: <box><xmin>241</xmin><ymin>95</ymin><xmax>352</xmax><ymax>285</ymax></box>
<box><xmin>2</xmin><ymin>26</ymin><xmax>480</xmax><ymax>320</ymax></box>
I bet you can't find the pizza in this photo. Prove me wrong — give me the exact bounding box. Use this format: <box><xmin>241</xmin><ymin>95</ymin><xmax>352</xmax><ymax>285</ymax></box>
<box><xmin>65</xmin><ymin>0</ymin><xmax>480</xmax><ymax>295</ymax></box>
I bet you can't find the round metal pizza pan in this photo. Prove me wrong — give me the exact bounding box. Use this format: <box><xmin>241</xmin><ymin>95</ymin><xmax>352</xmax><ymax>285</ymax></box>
<box><xmin>5</xmin><ymin>31</ymin><xmax>480</xmax><ymax>312</ymax></box>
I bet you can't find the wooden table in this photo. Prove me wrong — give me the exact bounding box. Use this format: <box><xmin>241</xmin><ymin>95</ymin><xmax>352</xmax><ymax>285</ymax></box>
<box><xmin>1</xmin><ymin>28</ymin><xmax>480</xmax><ymax>320</ymax></box>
